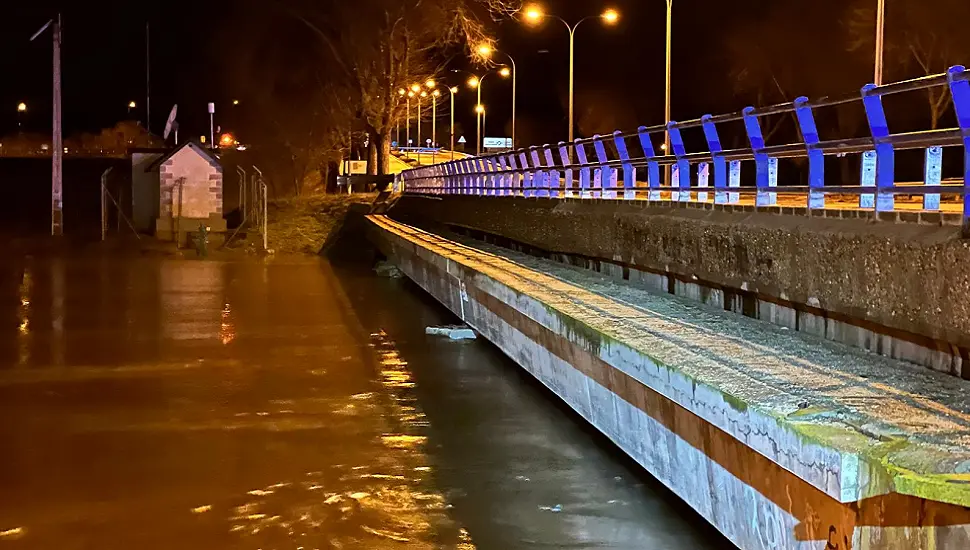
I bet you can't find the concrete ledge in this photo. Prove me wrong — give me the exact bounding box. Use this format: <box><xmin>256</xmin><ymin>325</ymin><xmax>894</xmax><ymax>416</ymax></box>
<box><xmin>366</xmin><ymin>214</ymin><xmax>970</xmax><ymax>550</ymax></box>
<box><xmin>390</xmin><ymin>195</ymin><xmax>970</xmax><ymax>379</ymax></box>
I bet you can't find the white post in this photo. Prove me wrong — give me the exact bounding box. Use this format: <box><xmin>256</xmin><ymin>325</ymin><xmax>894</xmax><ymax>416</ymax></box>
<box><xmin>208</xmin><ymin>102</ymin><xmax>215</xmax><ymax>149</ymax></box>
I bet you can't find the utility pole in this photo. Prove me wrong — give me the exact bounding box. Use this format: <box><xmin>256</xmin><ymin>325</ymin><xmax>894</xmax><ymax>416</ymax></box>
<box><xmin>31</xmin><ymin>16</ymin><xmax>63</xmax><ymax>236</ymax></box>
<box><xmin>146</xmin><ymin>22</ymin><xmax>151</xmax><ymax>132</ymax></box>
<box><xmin>53</xmin><ymin>15</ymin><xmax>62</xmax><ymax>236</ymax></box>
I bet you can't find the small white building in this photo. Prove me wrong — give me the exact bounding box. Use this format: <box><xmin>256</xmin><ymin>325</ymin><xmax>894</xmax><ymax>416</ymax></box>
<box><xmin>132</xmin><ymin>142</ymin><xmax>226</xmax><ymax>243</ymax></box>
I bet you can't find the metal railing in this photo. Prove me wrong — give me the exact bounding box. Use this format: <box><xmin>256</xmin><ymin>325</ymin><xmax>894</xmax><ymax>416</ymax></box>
<box><xmin>400</xmin><ymin>65</ymin><xmax>970</xmax><ymax>227</ymax></box>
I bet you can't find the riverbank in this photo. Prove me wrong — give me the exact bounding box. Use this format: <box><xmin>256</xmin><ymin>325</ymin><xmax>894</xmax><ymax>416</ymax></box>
<box><xmin>266</xmin><ymin>193</ymin><xmax>376</xmax><ymax>255</ymax></box>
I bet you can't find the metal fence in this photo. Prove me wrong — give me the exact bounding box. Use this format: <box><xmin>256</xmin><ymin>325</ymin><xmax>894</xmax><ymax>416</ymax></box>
<box><xmin>400</xmin><ymin>65</ymin><xmax>970</xmax><ymax>227</ymax></box>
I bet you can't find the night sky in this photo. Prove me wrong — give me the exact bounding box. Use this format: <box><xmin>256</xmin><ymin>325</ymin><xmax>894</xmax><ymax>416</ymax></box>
<box><xmin>1</xmin><ymin>0</ymin><xmax>867</xmax><ymax>147</ymax></box>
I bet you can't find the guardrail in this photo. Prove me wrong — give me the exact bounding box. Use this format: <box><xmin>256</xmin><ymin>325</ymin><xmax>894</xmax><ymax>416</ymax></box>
<box><xmin>400</xmin><ymin>65</ymin><xmax>970</xmax><ymax>229</ymax></box>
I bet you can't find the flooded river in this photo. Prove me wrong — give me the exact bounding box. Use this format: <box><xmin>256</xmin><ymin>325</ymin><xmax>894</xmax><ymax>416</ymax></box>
<box><xmin>0</xmin><ymin>256</ymin><xmax>726</xmax><ymax>549</ymax></box>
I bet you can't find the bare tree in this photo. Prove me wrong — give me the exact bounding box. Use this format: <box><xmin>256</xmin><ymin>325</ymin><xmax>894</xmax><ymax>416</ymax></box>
<box><xmin>291</xmin><ymin>0</ymin><xmax>520</xmax><ymax>175</ymax></box>
<box><xmin>847</xmin><ymin>0</ymin><xmax>970</xmax><ymax>128</ymax></box>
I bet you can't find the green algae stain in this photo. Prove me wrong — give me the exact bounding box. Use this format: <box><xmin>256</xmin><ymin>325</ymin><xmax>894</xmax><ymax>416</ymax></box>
<box><xmin>721</xmin><ymin>392</ymin><xmax>749</xmax><ymax>413</ymax></box>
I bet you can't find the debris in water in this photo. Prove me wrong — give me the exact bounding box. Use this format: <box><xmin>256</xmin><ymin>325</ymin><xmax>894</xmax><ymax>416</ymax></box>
<box><xmin>374</xmin><ymin>261</ymin><xmax>404</xmax><ymax>278</ymax></box>
<box><xmin>538</xmin><ymin>504</ymin><xmax>563</xmax><ymax>513</ymax></box>
<box><xmin>514</xmin><ymin>475</ymin><xmax>531</xmax><ymax>482</ymax></box>
<box><xmin>425</xmin><ymin>325</ymin><xmax>477</xmax><ymax>340</ymax></box>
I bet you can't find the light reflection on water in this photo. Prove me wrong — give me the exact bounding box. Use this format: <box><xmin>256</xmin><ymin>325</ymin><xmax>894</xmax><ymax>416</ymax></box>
<box><xmin>0</xmin><ymin>257</ymin><xmax>724</xmax><ymax>549</ymax></box>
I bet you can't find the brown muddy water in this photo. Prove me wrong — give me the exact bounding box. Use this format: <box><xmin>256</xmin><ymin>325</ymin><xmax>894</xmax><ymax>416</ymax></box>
<box><xmin>0</xmin><ymin>255</ymin><xmax>726</xmax><ymax>549</ymax></box>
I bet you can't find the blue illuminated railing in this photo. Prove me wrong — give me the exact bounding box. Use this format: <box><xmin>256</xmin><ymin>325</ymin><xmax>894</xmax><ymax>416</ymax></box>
<box><xmin>400</xmin><ymin>65</ymin><xmax>970</xmax><ymax>229</ymax></box>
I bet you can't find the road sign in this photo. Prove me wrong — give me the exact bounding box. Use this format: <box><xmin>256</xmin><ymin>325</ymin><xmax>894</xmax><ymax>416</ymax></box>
<box><xmin>483</xmin><ymin>137</ymin><xmax>512</xmax><ymax>149</ymax></box>
<box><xmin>457</xmin><ymin>136</ymin><xmax>467</xmax><ymax>144</ymax></box>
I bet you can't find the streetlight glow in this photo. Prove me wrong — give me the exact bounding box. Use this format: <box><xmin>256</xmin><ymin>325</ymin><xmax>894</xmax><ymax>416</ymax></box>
<box><xmin>524</xmin><ymin>5</ymin><xmax>543</xmax><ymax>22</ymax></box>
<box><xmin>467</xmin><ymin>76</ymin><xmax>480</xmax><ymax>89</ymax></box>
<box><xmin>410</xmin><ymin>83</ymin><xmax>421</xmax><ymax>93</ymax></box>
<box><xmin>450</xmin><ymin>86</ymin><xmax>459</xmax><ymax>94</ymax></box>
<box><xmin>420</xmin><ymin>91</ymin><xmax>427</xmax><ymax>98</ymax></box>
<box><xmin>602</xmin><ymin>9</ymin><xmax>619</xmax><ymax>23</ymax></box>
<box><xmin>425</xmin><ymin>79</ymin><xmax>436</xmax><ymax>88</ymax></box>
<box><xmin>399</xmin><ymin>88</ymin><xmax>407</xmax><ymax>95</ymax></box>
<box><xmin>432</xmin><ymin>89</ymin><xmax>441</xmax><ymax>97</ymax></box>
<box><xmin>408</xmin><ymin>91</ymin><xmax>415</xmax><ymax>98</ymax></box>
<box><xmin>475</xmin><ymin>104</ymin><xmax>485</xmax><ymax>114</ymax></box>
<box><xmin>233</xmin><ymin>99</ymin><xmax>240</xmax><ymax>106</ymax></box>
<box><xmin>17</xmin><ymin>102</ymin><xmax>27</xmax><ymax>113</ymax></box>
<box><xmin>128</xmin><ymin>101</ymin><xmax>137</xmax><ymax>109</ymax></box>
<box><xmin>499</xmin><ymin>67</ymin><xmax>511</xmax><ymax>77</ymax></box>
<box><xmin>477</xmin><ymin>44</ymin><xmax>493</xmax><ymax>56</ymax></box>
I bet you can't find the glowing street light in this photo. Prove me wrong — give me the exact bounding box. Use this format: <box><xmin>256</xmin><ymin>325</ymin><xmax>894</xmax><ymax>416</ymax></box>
<box><xmin>17</xmin><ymin>102</ymin><xmax>27</xmax><ymax>113</ymax></box>
<box><xmin>523</xmin><ymin>5</ymin><xmax>621</xmax><ymax>145</ymax></box>
<box><xmin>232</xmin><ymin>99</ymin><xmax>240</xmax><ymax>106</ymax></box>
<box><xmin>478</xmin><ymin>44</ymin><xmax>519</xmax><ymax>147</ymax></box>
<box><xmin>475</xmin><ymin>104</ymin><xmax>485</xmax><ymax>114</ymax></box>
<box><xmin>128</xmin><ymin>101</ymin><xmax>137</xmax><ymax>109</ymax></box>
<box><xmin>499</xmin><ymin>67</ymin><xmax>511</xmax><ymax>77</ymax></box>
<box><xmin>477</xmin><ymin>44</ymin><xmax>493</xmax><ymax>56</ymax></box>
<box><xmin>467</xmin><ymin>76</ymin><xmax>480</xmax><ymax>89</ymax></box>
<box><xmin>425</xmin><ymin>79</ymin><xmax>436</xmax><ymax>89</ymax></box>
<box><xmin>410</xmin><ymin>83</ymin><xmax>421</xmax><ymax>93</ymax></box>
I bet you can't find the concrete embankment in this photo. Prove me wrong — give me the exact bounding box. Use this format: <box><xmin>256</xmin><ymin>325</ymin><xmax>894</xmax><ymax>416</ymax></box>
<box><xmin>389</xmin><ymin>195</ymin><xmax>970</xmax><ymax>378</ymax></box>
<box><xmin>365</xmin><ymin>213</ymin><xmax>970</xmax><ymax>550</ymax></box>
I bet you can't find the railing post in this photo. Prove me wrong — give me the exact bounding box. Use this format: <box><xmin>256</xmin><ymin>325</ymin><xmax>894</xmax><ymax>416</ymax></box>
<box><xmin>701</xmin><ymin>114</ymin><xmax>726</xmax><ymax>204</ymax></box>
<box><xmin>729</xmin><ymin>160</ymin><xmax>741</xmax><ymax>204</ymax></box>
<box><xmin>575</xmin><ymin>139</ymin><xmax>592</xmax><ymax>199</ymax></box>
<box><xmin>487</xmin><ymin>157</ymin><xmax>501</xmax><ymax>196</ymax></box>
<box><xmin>666</xmin><ymin>122</ymin><xmax>690</xmax><ymax>202</ymax></box>
<box><xmin>592</xmin><ymin>135</ymin><xmax>616</xmax><ymax>199</ymax></box>
<box><xmin>454</xmin><ymin>161</ymin><xmax>464</xmax><ymax>195</ymax></box>
<box><xmin>530</xmin><ymin>146</ymin><xmax>549</xmax><ymax>197</ymax></box>
<box><xmin>497</xmin><ymin>156</ymin><xmax>510</xmax><ymax>196</ymax></box>
<box><xmin>860</xmin><ymin>150</ymin><xmax>876</xmax><ymax>208</ymax></box>
<box><xmin>446</xmin><ymin>162</ymin><xmax>457</xmax><ymax>195</ymax></box>
<box><xmin>558</xmin><ymin>142</ymin><xmax>574</xmax><ymax>197</ymax></box>
<box><xmin>794</xmin><ymin>96</ymin><xmax>825</xmax><ymax>210</ymax></box>
<box><xmin>613</xmin><ymin>131</ymin><xmax>636</xmax><ymax>200</ymax></box>
<box><xmin>743</xmin><ymin>106</ymin><xmax>777</xmax><ymax>207</ymax></box>
<box><xmin>862</xmin><ymin>83</ymin><xmax>895</xmax><ymax>212</ymax></box>
<box><xmin>518</xmin><ymin>150</ymin><xmax>534</xmax><ymax>197</ymax></box>
<box><xmin>947</xmin><ymin>65</ymin><xmax>970</xmax><ymax>233</ymax></box>
<box><xmin>637</xmin><ymin>126</ymin><xmax>662</xmax><ymax>201</ymax></box>
<box><xmin>924</xmin><ymin>146</ymin><xmax>942</xmax><ymax>211</ymax></box>
<box><xmin>543</xmin><ymin>145</ymin><xmax>560</xmax><ymax>198</ymax></box>
<box><xmin>697</xmin><ymin>163</ymin><xmax>710</xmax><ymax>202</ymax></box>
<box><xmin>506</xmin><ymin>154</ymin><xmax>520</xmax><ymax>196</ymax></box>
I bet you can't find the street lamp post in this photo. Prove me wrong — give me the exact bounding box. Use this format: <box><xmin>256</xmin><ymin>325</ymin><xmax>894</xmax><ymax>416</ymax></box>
<box><xmin>464</xmin><ymin>68</ymin><xmax>510</xmax><ymax>155</ymax></box>
<box><xmin>128</xmin><ymin>101</ymin><xmax>137</xmax><ymax>115</ymax></box>
<box><xmin>407</xmin><ymin>91</ymin><xmax>414</xmax><ymax>153</ymax></box>
<box><xmin>664</xmin><ymin>0</ymin><xmax>672</xmax><ymax>160</ymax></box>
<box><xmin>444</xmin><ymin>86</ymin><xmax>458</xmax><ymax>161</ymax></box>
<box><xmin>479</xmin><ymin>46</ymin><xmax>518</xmax><ymax>149</ymax></box>
<box><xmin>17</xmin><ymin>102</ymin><xmax>26</xmax><ymax>130</ymax></box>
<box><xmin>524</xmin><ymin>6</ymin><xmax>619</xmax><ymax>146</ymax></box>
<box><xmin>874</xmin><ymin>0</ymin><xmax>886</xmax><ymax>85</ymax></box>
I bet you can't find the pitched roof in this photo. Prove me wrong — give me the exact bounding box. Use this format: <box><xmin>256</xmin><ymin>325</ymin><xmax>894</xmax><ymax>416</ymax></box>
<box><xmin>145</xmin><ymin>141</ymin><xmax>222</xmax><ymax>172</ymax></box>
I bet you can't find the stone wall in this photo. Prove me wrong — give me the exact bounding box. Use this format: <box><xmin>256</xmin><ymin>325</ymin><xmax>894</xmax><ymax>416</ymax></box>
<box><xmin>389</xmin><ymin>196</ymin><xmax>970</xmax><ymax>378</ymax></box>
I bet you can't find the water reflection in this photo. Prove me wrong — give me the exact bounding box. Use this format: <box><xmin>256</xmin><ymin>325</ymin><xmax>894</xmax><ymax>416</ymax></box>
<box><xmin>0</xmin><ymin>257</ymin><xmax>723</xmax><ymax>549</ymax></box>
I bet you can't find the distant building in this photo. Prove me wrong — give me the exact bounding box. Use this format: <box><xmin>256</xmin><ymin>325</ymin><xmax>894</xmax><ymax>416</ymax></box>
<box><xmin>132</xmin><ymin>141</ymin><xmax>226</xmax><ymax>243</ymax></box>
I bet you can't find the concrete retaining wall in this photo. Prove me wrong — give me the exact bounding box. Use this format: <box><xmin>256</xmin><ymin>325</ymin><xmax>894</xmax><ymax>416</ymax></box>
<box><xmin>365</xmin><ymin>215</ymin><xmax>970</xmax><ymax>550</ymax></box>
<box><xmin>389</xmin><ymin>196</ymin><xmax>970</xmax><ymax>378</ymax></box>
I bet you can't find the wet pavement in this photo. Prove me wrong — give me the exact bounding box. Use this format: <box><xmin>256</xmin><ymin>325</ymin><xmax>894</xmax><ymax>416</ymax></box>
<box><xmin>0</xmin><ymin>255</ymin><xmax>725</xmax><ymax>549</ymax></box>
